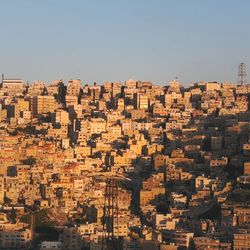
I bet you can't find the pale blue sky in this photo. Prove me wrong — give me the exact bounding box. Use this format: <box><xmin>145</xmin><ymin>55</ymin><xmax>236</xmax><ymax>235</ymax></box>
<box><xmin>0</xmin><ymin>0</ymin><xmax>249</xmax><ymax>85</ymax></box>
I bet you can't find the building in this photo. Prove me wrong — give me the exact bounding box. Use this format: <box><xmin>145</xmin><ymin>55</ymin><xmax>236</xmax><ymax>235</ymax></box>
<box><xmin>40</xmin><ymin>241</ymin><xmax>63</xmax><ymax>250</ymax></box>
<box><xmin>137</xmin><ymin>93</ymin><xmax>149</xmax><ymax>110</ymax></box>
<box><xmin>31</xmin><ymin>95</ymin><xmax>57</xmax><ymax>115</ymax></box>
<box><xmin>193</xmin><ymin>237</ymin><xmax>231</xmax><ymax>250</ymax></box>
<box><xmin>161</xmin><ymin>231</ymin><xmax>194</xmax><ymax>248</ymax></box>
<box><xmin>0</xmin><ymin>224</ymin><xmax>32</xmax><ymax>249</ymax></box>
<box><xmin>233</xmin><ymin>230</ymin><xmax>250</xmax><ymax>250</ymax></box>
<box><xmin>67</xmin><ymin>79</ymin><xmax>81</xmax><ymax>96</ymax></box>
<box><xmin>2</xmin><ymin>78</ymin><xmax>24</xmax><ymax>95</ymax></box>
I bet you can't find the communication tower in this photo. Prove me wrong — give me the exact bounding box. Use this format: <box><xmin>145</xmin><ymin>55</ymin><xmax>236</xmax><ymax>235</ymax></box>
<box><xmin>102</xmin><ymin>177</ymin><xmax>121</xmax><ymax>250</ymax></box>
<box><xmin>238</xmin><ymin>62</ymin><xmax>247</xmax><ymax>85</ymax></box>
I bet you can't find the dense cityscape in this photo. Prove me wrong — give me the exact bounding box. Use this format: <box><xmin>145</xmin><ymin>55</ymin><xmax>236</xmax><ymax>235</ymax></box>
<box><xmin>0</xmin><ymin>76</ymin><xmax>249</xmax><ymax>249</ymax></box>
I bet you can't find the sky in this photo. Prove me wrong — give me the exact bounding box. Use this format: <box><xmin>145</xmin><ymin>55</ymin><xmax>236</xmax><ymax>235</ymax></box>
<box><xmin>0</xmin><ymin>0</ymin><xmax>249</xmax><ymax>86</ymax></box>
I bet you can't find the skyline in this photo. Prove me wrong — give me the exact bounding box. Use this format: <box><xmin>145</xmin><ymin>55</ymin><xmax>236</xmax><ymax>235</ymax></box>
<box><xmin>0</xmin><ymin>73</ymin><xmax>249</xmax><ymax>249</ymax></box>
<box><xmin>0</xmin><ymin>0</ymin><xmax>250</xmax><ymax>84</ymax></box>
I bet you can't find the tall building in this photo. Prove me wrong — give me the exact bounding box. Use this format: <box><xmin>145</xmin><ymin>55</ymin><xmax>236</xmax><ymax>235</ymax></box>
<box><xmin>89</xmin><ymin>84</ymin><xmax>101</xmax><ymax>101</ymax></box>
<box><xmin>67</xmin><ymin>79</ymin><xmax>81</xmax><ymax>96</ymax></box>
<box><xmin>31</xmin><ymin>95</ymin><xmax>57</xmax><ymax>115</ymax></box>
<box><xmin>47</xmin><ymin>80</ymin><xmax>65</xmax><ymax>103</ymax></box>
<box><xmin>137</xmin><ymin>93</ymin><xmax>149</xmax><ymax>110</ymax></box>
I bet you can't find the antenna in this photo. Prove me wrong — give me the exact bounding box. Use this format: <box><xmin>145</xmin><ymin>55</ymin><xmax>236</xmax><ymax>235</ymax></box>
<box><xmin>238</xmin><ymin>63</ymin><xmax>247</xmax><ymax>86</ymax></box>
